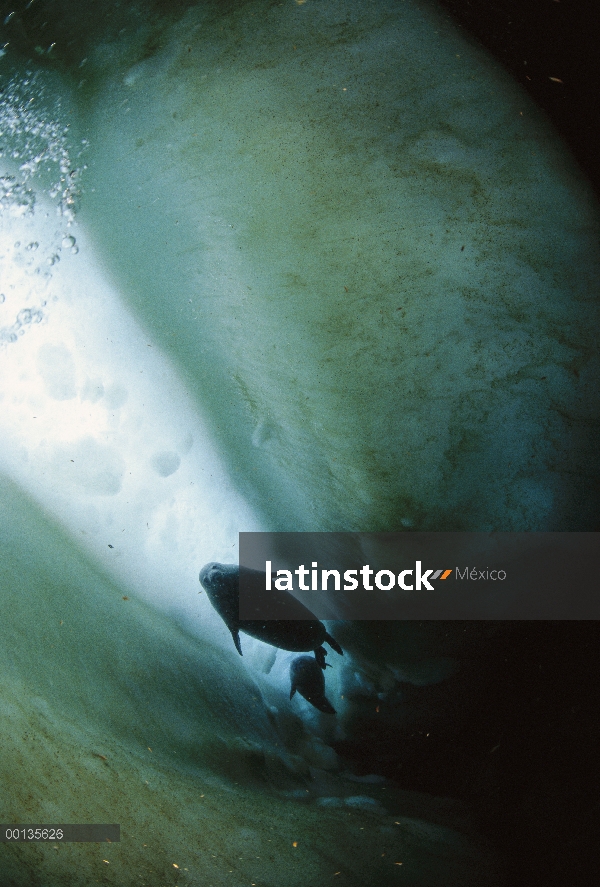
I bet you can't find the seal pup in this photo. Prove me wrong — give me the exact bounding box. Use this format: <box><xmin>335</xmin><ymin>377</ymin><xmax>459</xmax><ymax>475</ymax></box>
<box><xmin>290</xmin><ymin>655</ymin><xmax>336</xmax><ymax>714</ymax></box>
<box><xmin>199</xmin><ymin>562</ymin><xmax>343</xmax><ymax>668</ymax></box>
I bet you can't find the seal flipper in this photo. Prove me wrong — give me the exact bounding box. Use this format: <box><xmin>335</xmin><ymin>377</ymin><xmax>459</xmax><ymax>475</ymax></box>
<box><xmin>314</xmin><ymin>646</ymin><xmax>327</xmax><ymax>669</ymax></box>
<box><xmin>314</xmin><ymin>696</ymin><xmax>336</xmax><ymax>715</ymax></box>
<box><xmin>231</xmin><ymin>629</ymin><xmax>243</xmax><ymax>656</ymax></box>
<box><xmin>324</xmin><ymin>632</ymin><xmax>343</xmax><ymax>656</ymax></box>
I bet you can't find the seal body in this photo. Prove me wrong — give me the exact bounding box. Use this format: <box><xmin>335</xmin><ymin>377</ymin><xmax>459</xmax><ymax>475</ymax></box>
<box><xmin>290</xmin><ymin>655</ymin><xmax>336</xmax><ymax>714</ymax></box>
<box><xmin>199</xmin><ymin>562</ymin><xmax>343</xmax><ymax>667</ymax></box>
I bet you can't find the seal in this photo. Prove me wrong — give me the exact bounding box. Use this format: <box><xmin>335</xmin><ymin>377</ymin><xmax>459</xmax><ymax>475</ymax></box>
<box><xmin>290</xmin><ymin>655</ymin><xmax>336</xmax><ymax>714</ymax></box>
<box><xmin>199</xmin><ymin>562</ymin><xmax>343</xmax><ymax>668</ymax></box>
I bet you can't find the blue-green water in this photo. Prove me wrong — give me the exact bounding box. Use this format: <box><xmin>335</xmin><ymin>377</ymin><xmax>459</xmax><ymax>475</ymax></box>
<box><xmin>1</xmin><ymin>1</ymin><xmax>598</xmax><ymax>884</ymax></box>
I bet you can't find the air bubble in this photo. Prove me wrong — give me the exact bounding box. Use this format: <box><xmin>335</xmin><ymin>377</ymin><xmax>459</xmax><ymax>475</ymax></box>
<box><xmin>26</xmin><ymin>241</ymin><xmax>39</xmax><ymax>251</ymax></box>
<box><xmin>61</xmin><ymin>234</ymin><xmax>76</xmax><ymax>249</ymax></box>
<box><xmin>0</xmin><ymin>294</ymin><xmax>5</xmax><ymax>304</ymax></box>
<box><xmin>17</xmin><ymin>308</ymin><xmax>33</xmax><ymax>325</ymax></box>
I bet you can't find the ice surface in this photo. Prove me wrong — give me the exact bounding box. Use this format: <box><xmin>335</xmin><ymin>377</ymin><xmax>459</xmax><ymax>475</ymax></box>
<box><xmin>80</xmin><ymin>0</ymin><xmax>600</xmax><ymax>533</ymax></box>
<box><xmin>1</xmin><ymin>0</ymin><xmax>599</xmax><ymax>884</ymax></box>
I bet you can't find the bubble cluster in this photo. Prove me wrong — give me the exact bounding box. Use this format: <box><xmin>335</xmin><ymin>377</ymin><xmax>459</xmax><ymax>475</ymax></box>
<box><xmin>17</xmin><ymin>307</ymin><xmax>43</xmax><ymax>325</ymax></box>
<box><xmin>0</xmin><ymin>70</ymin><xmax>86</xmax><ymax>224</ymax></box>
<box><xmin>0</xmin><ymin>175</ymin><xmax>36</xmax><ymax>216</ymax></box>
<box><xmin>0</xmin><ymin>67</ymin><xmax>87</xmax><ymax>347</ymax></box>
<box><xmin>0</xmin><ymin>300</ymin><xmax>45</xmax><ymax>343</ymax></box>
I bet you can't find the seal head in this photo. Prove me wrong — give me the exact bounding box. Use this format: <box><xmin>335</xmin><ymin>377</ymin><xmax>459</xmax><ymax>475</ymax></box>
<box><xmin>199</xmin><ymin>561</ymin><xmax>243</xmax><ymax>653</ymax></box>
<box><xmin>199</xmin><ymin>562</ymin><xmax>343</xmax><ymax>666</ymax></box>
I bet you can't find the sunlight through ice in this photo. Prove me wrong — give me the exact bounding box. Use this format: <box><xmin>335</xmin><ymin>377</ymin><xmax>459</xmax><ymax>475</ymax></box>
<box><xmin>0</xmin><ymin>184</ymin><xmax>261</xmax><ymax>629</ymax></box>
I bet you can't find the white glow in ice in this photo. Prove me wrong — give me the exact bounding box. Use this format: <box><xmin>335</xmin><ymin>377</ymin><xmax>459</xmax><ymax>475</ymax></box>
<box><xmin>0</xmin><ymin>182</ymin><xmax>262</xmax><ymax>629</ymax></box>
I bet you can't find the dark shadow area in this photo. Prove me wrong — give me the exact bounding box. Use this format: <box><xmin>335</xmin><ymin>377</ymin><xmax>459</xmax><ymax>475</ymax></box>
<box><xmin>437</xmin><ymin>0</ymin><xmax>600</xmax><ymax>198</ymax></box>
<box><xmin>333</xmin><ymin>621</ymin><xmax>600</xmax><ymax>887</ymax></box>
